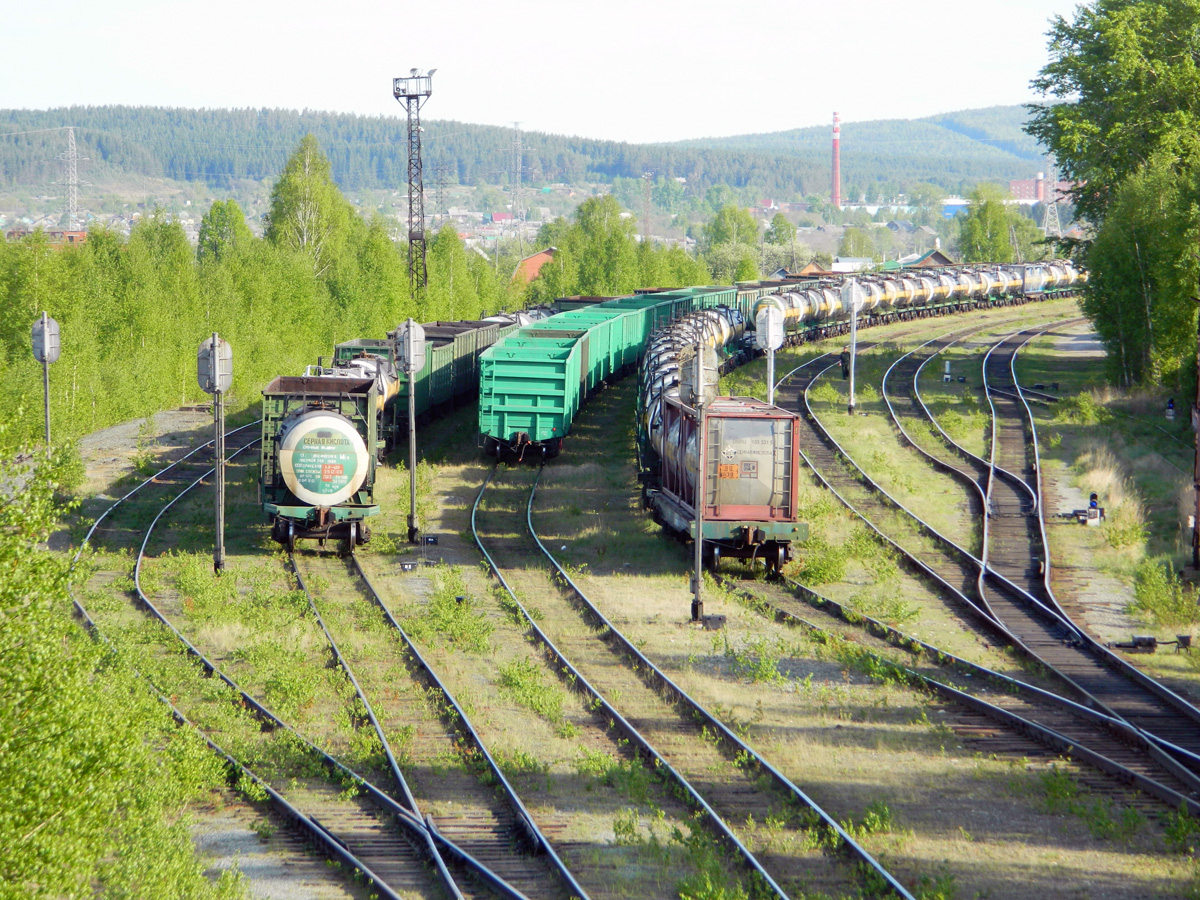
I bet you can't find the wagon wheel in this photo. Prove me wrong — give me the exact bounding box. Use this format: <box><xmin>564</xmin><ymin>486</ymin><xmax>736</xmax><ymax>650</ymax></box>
<box><xmin>286</xmin><ymin>520</ymin><xmax>296</xmax><ymax>554</ymax></box>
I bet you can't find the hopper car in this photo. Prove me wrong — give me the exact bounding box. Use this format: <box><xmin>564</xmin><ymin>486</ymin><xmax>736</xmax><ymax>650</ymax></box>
<box><xmin>260</xmin><ymin>310</ymin><xmax>547</xmax><ymax>548</ymax></box>
<box><xmin>478</xmin><ymin>286</ymin><xmax>740</xmax><ymax>460</ymax></box>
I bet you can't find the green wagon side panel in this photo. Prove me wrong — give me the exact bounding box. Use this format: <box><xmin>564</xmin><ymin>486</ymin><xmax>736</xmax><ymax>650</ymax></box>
<box><xmin>479</xmin><ymin>340</ymin><xmax>582</xmax><ymax>442</ymax></box>
<box><xmin>479</xmin><ymin>287</ymin><xmax>728</xmax><ymax>447</ymax></box>
<box><xmin>429</xmin><ymin>342</ymin><xmax>455</xmax><ymax>407</ymax></box>
<box><xmin>396</xmin><ymin>351</ymin><xmax>434</xmax><ymax>417</ymax></box>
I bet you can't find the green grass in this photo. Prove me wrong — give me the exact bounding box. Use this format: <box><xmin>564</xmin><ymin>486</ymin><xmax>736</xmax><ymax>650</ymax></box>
<box><xmin>400</xmin><ymin>565</ymin><xmax>492</xmax><ymax>652</ymax></box>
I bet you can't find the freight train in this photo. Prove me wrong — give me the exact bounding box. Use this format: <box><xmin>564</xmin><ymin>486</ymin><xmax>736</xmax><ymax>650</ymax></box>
<box><xmin>479</xmin><ymin>262</ymin><xmax>1086</xmax><ymax>462</ymax></box>
<box><xmin>478</xmin><ymin>286</ymin><xmax>741</xmax><ymax>460</ymax></box>
<box><xmin>259</xmin><ymin>311</ymin><xmax>547</xmax><ymax>549</ymax></box>
<box><xmin>628</xmin><ymin>262</ymin><xmax>1085</xmax><ymax>570</ymax></box>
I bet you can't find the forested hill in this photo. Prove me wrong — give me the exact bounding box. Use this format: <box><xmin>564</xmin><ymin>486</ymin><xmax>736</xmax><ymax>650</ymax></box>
<box><xmin>679</xmin><ymin>106</ymin><xmax>1046</xmax><ymax>191</ymax></box>
<box><xmin>0</xmin><ymin>104</ymin><xmax>1042</xmax><ymax>199</ymax></box>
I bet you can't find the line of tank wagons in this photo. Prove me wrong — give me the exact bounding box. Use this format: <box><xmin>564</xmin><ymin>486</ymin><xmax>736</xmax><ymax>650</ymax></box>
<box><xmin>258</xmin><ymin>262</ymin><xmax>1085</xmax><ymax>563</ymax></box>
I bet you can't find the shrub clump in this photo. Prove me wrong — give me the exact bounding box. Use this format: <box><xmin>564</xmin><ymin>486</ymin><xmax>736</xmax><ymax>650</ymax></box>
<box><xmin>1130</xmin><ymin>558</ymin><xmax>1200</xmax><ymax>628</ymax></box>
<box><xmin>0</xmin><ymin>445</ymin><xmax>244</xmax><ymax>898</ymax></box>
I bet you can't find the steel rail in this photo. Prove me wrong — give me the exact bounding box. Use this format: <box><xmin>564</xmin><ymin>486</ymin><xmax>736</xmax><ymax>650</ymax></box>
<box><xmin>1004</xmin><ymin>328</ymin><xmax>1200</xmax><ymax>762</ymax></box>
<box><xmin>888</xmin><ymin>326</ymin><xmax>1200</xmax><ymax>777</ymax></box>
<box><xmin>287</xmin><ymin>551</ymin><xmax>466</xmax><ymax>900</ymax></box>
<box><xmin>472</xmin><ymin>466</ymin><xmax>806</xmax><ymax>900</ymax></box>
<box><xmin>72</xmin><ymin>419</ymin><xmax>263</xmax><ymax>567</ymax></box>
<box><xmin>797</xmin><ymin>356</ymin><xmax>1106</xmax><ymax>709</ymax></box>
<box><xmin>71</xmin><ymin>432</ymin><xmax>438</xmax><ymax>900</ymax></box>
<box><xmin>785</xmin><ymin>356</ymin><xmax>1200</xmax><ymax>797</ymax></box>
<box><xmin>877</xmin><ymin>331</ymin><xmax>1089</xmax><ymax>633</ymax></box>
<box><xmin>717</xmin><ymin>572</ymin><xmax>1200</xmax><ymax>816</ymax></box>
<box><xmin>516</xmin><ymin>467</ymin><xmax>917</xmax><ymax>900</ymax></box>
<box><xmin>345</xmin><ymin>552</ymin><xmax>584</xmax><ymax>900</ymax></box>
<box><xmin>79</xmin><ymin>427</ymin><xmax>533</xmax><ymax>900</ymax></box>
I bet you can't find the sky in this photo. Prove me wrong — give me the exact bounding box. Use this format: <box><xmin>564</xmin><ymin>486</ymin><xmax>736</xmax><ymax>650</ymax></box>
<box><xmin>4</xmin><ymin>0</ymin><xmax>1079</xmax><ymax>144</ymax></box>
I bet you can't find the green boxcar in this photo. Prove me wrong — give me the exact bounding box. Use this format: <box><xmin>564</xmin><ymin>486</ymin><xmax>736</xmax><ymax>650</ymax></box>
<box><xmin>480</xmin><ymin>287</ymin><xmax>728</xmax><ymax>457</ymax></box>
<box><xmin>479</xmin><ymin>334</ymin><xmax>583</xmax><ymax>458</ymax></box>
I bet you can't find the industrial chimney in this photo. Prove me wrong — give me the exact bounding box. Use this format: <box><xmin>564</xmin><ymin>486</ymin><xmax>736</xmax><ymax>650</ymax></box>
<box><xmin>831</xmin><ymin>112</ymin><xmax>841</xmax><ymax>209</ymax></box>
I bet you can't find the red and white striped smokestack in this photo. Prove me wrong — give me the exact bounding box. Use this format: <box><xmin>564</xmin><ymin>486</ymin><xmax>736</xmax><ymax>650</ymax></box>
<box><xmin>831</xmin><ymin>112</ymin><xmax>841</xmax><ymax>209</ymax></box>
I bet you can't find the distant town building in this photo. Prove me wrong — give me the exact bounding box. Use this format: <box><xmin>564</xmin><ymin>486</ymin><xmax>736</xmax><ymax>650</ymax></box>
<box><xmin>513</xmin><ymin>247</ymin><xmax>558</xmax><ymax>283</ymax></box>
<box><xmin>832</xmin><ymin>257</ymin><xmax>874</xmax><ymax>273</ymax></box>
<box><xmin>1008</xmin><ymin>175</ymin><xmax>1077</xmax><ymax>204</ymax></box>
<box><xmin>898</xmin><ymin>248</ymin><xmax>957</xmax><ymax>268</ymax></box>
<box><xmin>5</xmin><ymin>228</ymin><xmax>88</xmax><ymax>246</ymax></box>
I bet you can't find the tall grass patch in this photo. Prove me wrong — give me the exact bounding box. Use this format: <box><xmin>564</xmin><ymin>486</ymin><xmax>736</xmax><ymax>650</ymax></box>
<box><xmin>1071</xmin><ymin>443</ymin><xmax>1150</xmax><ymax>553</ymax></box>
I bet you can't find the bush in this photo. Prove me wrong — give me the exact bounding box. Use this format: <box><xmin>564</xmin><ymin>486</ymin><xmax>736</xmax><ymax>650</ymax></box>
<box><xmin>0</xmin><ymin>444</ymin><xmax>244</xmax><ymax>898</ymax></box>
<box><xmin>1130</xmin><ymin>558</ymin><xmax>1200</xmax><ymax>628</ymax></box>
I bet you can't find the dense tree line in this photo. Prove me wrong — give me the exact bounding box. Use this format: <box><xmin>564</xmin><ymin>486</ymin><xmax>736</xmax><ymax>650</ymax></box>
<box><xmin>1</xmin><ymin>104</ymin><xmax>1044</xmax><ymax>207</ymax></box>
<box><xmin>1026</xmin><ymin>0</ymin><xmax>1200</xmax><ymax>387</ymax></box>
<box><xmin>0</xmin><ymin>135</ymin><xmax>523</xmax><ymax>454</ymax></box>
<box><xmin>1</xmin><ymin>106</ymin><xmax>816</xmax><ymax>200</ymax></box>
<box><xmin>525</xmin><ymin>196</ymin><xmax>712</xmax><ymax>303</ymax></box>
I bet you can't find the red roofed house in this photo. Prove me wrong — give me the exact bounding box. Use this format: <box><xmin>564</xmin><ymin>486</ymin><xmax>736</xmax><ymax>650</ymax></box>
<box><xmin>513</xmin><ymin>247</ymin><xmax>558</xmax><ymax>283</ymax></box>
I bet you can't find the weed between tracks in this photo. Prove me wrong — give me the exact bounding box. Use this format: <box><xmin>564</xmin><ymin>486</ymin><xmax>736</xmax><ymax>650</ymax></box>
<box><xmin>74</xmin><ymin>305</ymin><xmax>1200</xmax><ymax>900</ymax></box>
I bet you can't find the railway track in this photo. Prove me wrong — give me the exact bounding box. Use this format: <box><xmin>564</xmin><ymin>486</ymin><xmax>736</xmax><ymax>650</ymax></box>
<box><xmin>776</xmin><ymin>333</ymin><xmax>1200</xmax><ymax>814</ymax></box>
<box><xmin>289</xmin><ymin>545</ymin><xmax>582</xmax><ymax>900</ymax></box>
<box><xmin>901</xmin><ymin>322</ymin><xmax>1200</xmax><ymax>768</ymax></box>
<box><xmin>992</xmin><ymin>328</ymin><xmax>1200</xmax><ymax>766</ymax></box>
<box><xmin>73</xmin><ymin>422</ymin><xmax>539</xmax><ymax>900</ymax></box>
<box><xmin>472</xmin><ymin>463</ymin><xmax>915</xmax><ymax>900</ymax></box>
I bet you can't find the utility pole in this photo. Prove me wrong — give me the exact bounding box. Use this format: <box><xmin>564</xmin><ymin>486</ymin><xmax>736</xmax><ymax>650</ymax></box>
<box><xmin>394</xmin><ymin>69</ymin><xmax>435</xmax><ymax>295</ymax></box>
<box><xmin>1044</xmin><ymin>155</ymin><xmax>1064</xmax><ymax>239</ymax></box>
<box><xmin>431</xmin><ymin>162</ymin><xmax>446</xmax><ymax>233</ymax></box>
<box><xmin>511</xmin><ymin>122</ymin><xmax>525</xmax><ymax>257</ymax></box>
<box><xmin>397</xmin><ymin>319</ymin><xmax>426</xmax><ymax>543</ymax></box>
<box><xmin>1009</xmin><ymin>223</ymin><xmax>1024</xmax><ymax>264</ymax></box>
<box><xmin>692</xmin><ymin>339</ymin><xmax>706</xmax><ymax>623</ymax></box>
<box><xmin>56</xmin><ymin>127</ymin><xmax>88</xmax><ymax>230</ymax></box>
<box><xmin>1193</xmin><ymin>269</ymin><xmax>1200</xmax><ymax>570</ymax></box>
<box><xmin>642</xmin><ymin>172</ymin><xmax>653</xmax><ymax>246</ymax></box>
<box><xmin>31</xmin><ymin>312</ymin><xmax>60</xmax><ymax>456</ymax></box>
<box><xmin>197</xmin><ymin>335</ymin><xmax>232</xmax><ymax>573</ymax></box>
<box><xmin>842</xmin><ymin>279</ymin><xmax>864</xmax><ymax>414</ymax></box>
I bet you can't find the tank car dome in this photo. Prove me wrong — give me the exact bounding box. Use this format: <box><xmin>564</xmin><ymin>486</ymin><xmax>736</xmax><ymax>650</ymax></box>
<box><xmin>278</xmin><ymin>411</ymin><xmax>371</xmax><ymax>507</ymax></box>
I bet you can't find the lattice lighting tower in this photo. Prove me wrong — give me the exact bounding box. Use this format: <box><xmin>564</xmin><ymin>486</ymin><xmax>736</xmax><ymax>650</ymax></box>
<box><xmin>394</xmin><ymin>69</ymin><xmax>435</xmax><ymax>293</ymax></box>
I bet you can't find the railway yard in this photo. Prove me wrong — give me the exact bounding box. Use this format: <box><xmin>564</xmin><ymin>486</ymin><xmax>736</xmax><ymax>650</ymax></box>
<box><xmin>70</xmin><ymin>295</ymin><xmax>1200</xmax><ymax>899</ymax></box>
